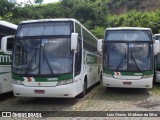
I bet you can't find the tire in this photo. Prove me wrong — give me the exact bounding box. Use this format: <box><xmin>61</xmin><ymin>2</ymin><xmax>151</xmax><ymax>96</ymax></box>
<box><xmin>77</xmin><ymin>80</ymin><xmax>87</xmax><ymax>98</ymax></box>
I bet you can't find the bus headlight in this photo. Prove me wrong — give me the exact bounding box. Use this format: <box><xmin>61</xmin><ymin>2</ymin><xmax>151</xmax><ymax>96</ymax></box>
<box><xmin>12</xmin><ymin>80</ymin><xmax>23</xmax><ymax>85</ymax></box>
<box><xmin>57</xmin><ymin>79</ymin><xmax>73</xmax><ymax>86</ymax></box>
<box><xmin>141</xmin><ymin>75</ymin><xmax>153</xmax><ymax>79</ymax></box>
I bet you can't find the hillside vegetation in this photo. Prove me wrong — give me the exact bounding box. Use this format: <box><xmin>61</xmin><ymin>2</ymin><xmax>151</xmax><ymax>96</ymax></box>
<box><xmin>108</xmin><ymin>0</ymin><xmax>160</xmax><ymax>14</ymax></box>
<box><xmin>1</xmin><ymin>0</ymin><xmax>160</xmax><ymax>38</ymax></box>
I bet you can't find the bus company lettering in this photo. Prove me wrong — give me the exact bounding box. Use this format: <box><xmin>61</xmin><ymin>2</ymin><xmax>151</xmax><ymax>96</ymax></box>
<box><xmin>134</xmin><ymin>73</ymin><xmax>142</xmax><ymax>76</ymax></box>
<box><xmin>129</xmin><ymin>44</ymin><xmax>145</xmax><ymax>48</ymax></box>
<box><xmin>47</xmin><ymin>78</ymin><xmax>58</xmax><ymax>81</ymax></box>
<box><xmin>0</xmin><ymin>55</ymin><xmax>12</xmax><ymax>63</ymax></box>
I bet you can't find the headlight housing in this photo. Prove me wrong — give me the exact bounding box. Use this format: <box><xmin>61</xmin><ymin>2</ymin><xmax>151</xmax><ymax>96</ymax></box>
<box><xmin>103</xmin><ymin>73</ymin><xmax>113</xmax><ymax>78</ymax></box>
<box><xmin>57</xmin><ymin>79</ymin><xmax>73</xmax><ymax>86</ymax></box>
<box><xmin>12</xmin><ymin>80</ymin><xmax>23</xmax><ymax>85</ymax></box>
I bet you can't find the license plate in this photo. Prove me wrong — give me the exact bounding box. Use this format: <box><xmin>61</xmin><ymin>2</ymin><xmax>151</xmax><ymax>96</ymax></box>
<box><xmin>34</xmin><ymin>90</ymin><xmax>45</xmax><ymax>94</ymax></box>
<box><xmin>123</xmin><ymin>82</ymin><xmax>132</xmax><ymax>85</ymax></box>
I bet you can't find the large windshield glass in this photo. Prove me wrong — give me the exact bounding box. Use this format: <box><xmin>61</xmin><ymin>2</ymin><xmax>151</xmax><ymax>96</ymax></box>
<box><xmin>12</xmin><ymin>38</ymin><xmax>73</xmax><ymax>75</ymax></box>
<box><xmin>156</xmin><ymin>54</ymin><xmax>160</xmax><ymax>69</ymax></box>
<box><xmin>155</xmin><ymin>36</ymin><xmax>160</xmax><ymax>40</ymax></box>
<box><xmin>12</xmin><ymin>21</ymin><xmax>73</xmax><ymax>76</ymax></box>
<box><xmin>104</xmin><ymin>43</ymin><xmax>152</xmax><ymax>71</ymax></box>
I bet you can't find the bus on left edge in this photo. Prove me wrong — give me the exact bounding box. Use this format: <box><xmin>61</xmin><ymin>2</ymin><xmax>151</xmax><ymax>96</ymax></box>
<box><xmin>0</xmin><ymin>20</ymin><xmax>17</xmax><ymax>94</ymax></box>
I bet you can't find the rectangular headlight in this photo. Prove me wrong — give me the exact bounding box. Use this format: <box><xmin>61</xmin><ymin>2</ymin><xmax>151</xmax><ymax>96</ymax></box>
<box><xmin>103</xmin><ymin>73</ymin><xmax>113</xmax><ymax>78</ymax></box>
<box><xmin>57</xmin><ymin>79</ymin><xmax>73</xmax><ymax>86</ymax></box>
<box><xmin>12</xmin><ymin>80</ymin><xmax>23</xmax><ymax>85</ymax></box>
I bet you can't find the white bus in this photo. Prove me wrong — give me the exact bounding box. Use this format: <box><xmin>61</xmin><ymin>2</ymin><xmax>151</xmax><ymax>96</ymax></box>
<box><xmin>12</xmin><ymin>18</ymin><xmax>102</xmax><ymax>98</ymax></box>
<box><xmin>0</xmin><ymin>21</ymin><xmax>17</xmax><ymax>94</ymax></box>
<box><xmin>102</xmin><ymin>27</ymin><xmax>159</xmax><ymax>88</ymax></box>
<box><xmin>153</xmin><ymin>34</ymin><xmax>160</xmax><ymax>82</ymax></box>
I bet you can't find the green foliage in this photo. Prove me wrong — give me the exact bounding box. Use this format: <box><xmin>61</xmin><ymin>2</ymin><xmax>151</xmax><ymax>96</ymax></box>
<box><xmin>91</xmin><ymin>26</ymin><xmax>106</xmax><ymax>38</ymax></box>
<box><xmin>0</xmin><ymin>0</ymin><xmax>15</xmax><ymax>19</ymax></box>
<box><xmin>107</xmin><ymin>10</ymin><xmax>160</xmax><ymax>34</ymax></box>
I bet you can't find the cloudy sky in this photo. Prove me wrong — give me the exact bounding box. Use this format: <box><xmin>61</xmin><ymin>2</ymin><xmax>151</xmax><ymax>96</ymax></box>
<box><xmin>17</xmin><ymin>0</ymin><xmax>59</xmax><ymax>4</ymax></box>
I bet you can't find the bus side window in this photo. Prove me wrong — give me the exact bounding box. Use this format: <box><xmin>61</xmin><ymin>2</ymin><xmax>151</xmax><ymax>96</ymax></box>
<box><xmin>75</xmin><ymin>23</ymin><xmax>82</xmax><ymax>75</ymax></box>
<box><xmin>0</xmin><ymin>35</ymin><xmax>4</xmax><ymax>50</ymax></box>
<box><xmin>75</xmin><ymin>38</ymin><xmax>82</xmax><ymax>75</ymax></box>
<box><xmin>7</xmin><ymin>37</ymin><xmax>14</xmax><ymax>51</ymax></box>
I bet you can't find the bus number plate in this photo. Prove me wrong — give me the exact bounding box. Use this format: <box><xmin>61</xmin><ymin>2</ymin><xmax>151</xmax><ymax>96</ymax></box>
<box><xmin>123</xmin><ymin>82</ymin><xmax>132</xmax><ymax>85</ymax></box>
<box><xmin>34</xmin><ymin>90</ymin><xmax>45</xmax><ymax>94</ymax></box>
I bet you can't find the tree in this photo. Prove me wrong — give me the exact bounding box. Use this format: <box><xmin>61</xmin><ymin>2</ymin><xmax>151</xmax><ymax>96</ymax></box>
<box><xmin>0</xmin><ymin>0</ymin><xmax>15</xmax><ymax>19</ymax></box>
<box><xmin>34</xmin><ymin>0</ymin><xmax>44</xmax><ymax>4</ymax></box>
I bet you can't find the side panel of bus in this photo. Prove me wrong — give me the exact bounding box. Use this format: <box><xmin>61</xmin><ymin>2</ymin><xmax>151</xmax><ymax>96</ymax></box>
<box><xmin>0</xmin><ymin>36</ymin><xmax>14</xmax><ymax>94</ymax></box>
<box><xmin>153</xmin><ymin>34</ymin><xmax>160</xmax><ymax>82</ymax></box>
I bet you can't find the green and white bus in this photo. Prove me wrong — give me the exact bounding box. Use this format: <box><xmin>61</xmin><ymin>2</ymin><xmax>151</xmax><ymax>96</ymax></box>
<box><xmin>103</xmin><ymin>27</ymin><xmax>159</xmax><ymax>88</ymax></box>
<box><xmin>0</xmin><ymin>20</ymin><xmax>17</xmax><ymax>94</ymax></box>
<box><xmin>153</xmin><ymin>34</ymin><xmax>160</xmax><ymax>82</ymax></box>
<box><xmin>12</xmin><ymin>19</ymin><xmax>102</xmax><ymax>98</ymax></box>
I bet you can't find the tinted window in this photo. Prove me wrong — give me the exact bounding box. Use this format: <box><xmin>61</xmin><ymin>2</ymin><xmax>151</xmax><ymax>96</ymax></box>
<box><xmin>106</xmin><ymin>30</ymin><xmax>151</xmax><ymax>41</ymax></box>
<box><xmin>17</xmin><ymin>22</ymin><xmax>72</xmax><ymax>37</ymax></box>
<box><xmin>83</xmin><ymin>28</ymin><xmax>97</xmax><ymax>53</ymax></box>
<box><xmin>75</xmin><ymin>23</ymin><xmax>82</xmax><ymax>75</ymax></box>
<box><xmin>7</xmin><ymin>37</ymin><xmax>14</xmax><ymax>51</ymax></box>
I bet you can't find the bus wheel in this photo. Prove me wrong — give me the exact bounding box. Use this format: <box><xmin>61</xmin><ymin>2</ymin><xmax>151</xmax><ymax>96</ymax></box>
<box><xmin>77</xmin><ymin>80</ymin><xmax>87</xmax><ymax>98</ymax></box>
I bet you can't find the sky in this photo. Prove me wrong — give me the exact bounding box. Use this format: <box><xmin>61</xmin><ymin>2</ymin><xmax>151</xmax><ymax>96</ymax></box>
<box><xmin>17</xmin><ymin>0</ymin><xmax>59</xmax><ymax>4</ymax></box>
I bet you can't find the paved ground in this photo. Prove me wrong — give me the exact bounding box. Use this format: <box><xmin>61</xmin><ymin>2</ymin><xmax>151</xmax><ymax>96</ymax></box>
<box><xmin>0</xmin><ymin>83</ymin><xmax>160</xmax><ymax>120</ymax></box>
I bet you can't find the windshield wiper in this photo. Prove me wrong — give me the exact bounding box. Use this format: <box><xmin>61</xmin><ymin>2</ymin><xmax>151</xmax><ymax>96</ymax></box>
<box><xmin>25</xmin><ymin>46</ymin><xmax>38</xmax><ymax>75</ymax></box>
<box><xmin>43</xmin><ymin>45</ymin><xmax>54</xmax><ymax>74</ymax></box>
<box><xmin>20</xmin><ymin>41</ymin><xmax>32</xmax><ymax>55</ymax></box>
<box><xmin>116</xmin><ymin>49</ymin><xmax>127</xmax><ymax>70</ymax></box>
<box><xmin>130</xmin><ymin>50</ymin><xmax>140</xmax><ymax>71</ymax></box>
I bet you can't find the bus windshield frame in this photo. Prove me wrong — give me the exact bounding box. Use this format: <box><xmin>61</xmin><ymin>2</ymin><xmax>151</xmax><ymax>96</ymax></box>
<box><xmin>12</xmin><ymin>21</ymin><xmax>74</xmax><ymax>77</ymax></box>
<box><xmin>104</xmin><ymin>29</ymin><xmax>153</xmax><ymax>72</ymax></box>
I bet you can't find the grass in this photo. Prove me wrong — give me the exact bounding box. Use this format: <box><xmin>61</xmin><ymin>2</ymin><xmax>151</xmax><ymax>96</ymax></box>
<box><xmin>150</xmin><ymin>83</ymin><xmax>160</xmax><ymax>95</ymax></box>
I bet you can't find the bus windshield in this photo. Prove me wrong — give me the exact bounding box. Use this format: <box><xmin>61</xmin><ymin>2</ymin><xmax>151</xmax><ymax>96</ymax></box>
<box><xmin>155</xmin><ymin>36</ymin><xmax>160</xmax><ymax>40</ymax></box>
<box><xmin>104</xmin><ymin>29</ymin><xmax>153</xmax><ymax>71</ymax></box>
<box><xmin>104</xmin><ymin>43</ymin><xmax>152</xmax><ymax>71</ymax></box>
<box><xmin>12</xmin><ymin>22</ymin><xmax>73</xmax><ymax>76</ymax></box>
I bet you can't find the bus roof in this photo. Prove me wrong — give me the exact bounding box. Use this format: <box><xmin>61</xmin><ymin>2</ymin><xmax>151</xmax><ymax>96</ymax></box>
<box><xmin>106</xmin><ymin>27</ymin><xmax>151</xmax><ymax>31</ymax></box>
<box><xmin>0</xmin><ymin>21</ymin><xmax>17</xmax><ymax>35</ymax></box>
<box><xmin>0</xmin><ymin>20</ymin><xmax>17</xmax><ymax>29</ymax></box>
<box><xmin>19</xmin><ymin>18</ymin><xmax>80</xmax><ymax>24</ymax></box>
<box><xmin>153</xmin><ymin>34</ymin><xmax>160</xmax><ymax>37</ymax></box>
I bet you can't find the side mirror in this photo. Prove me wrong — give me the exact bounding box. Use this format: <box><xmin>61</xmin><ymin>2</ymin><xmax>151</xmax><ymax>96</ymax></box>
<box><xmin>97</xmin><ymin>39</ymin><xmax>102</xmax><ymax>53</ymax></box>
<box><xmin>71</xmin><ymin>33</ymin><xmax>78</xmax><ymax>51</ymax></box>
<box><xmin>154</xmin><ymin>40</ymin><xmax>160</xmax><ymax>55</ymax></box>
<box><xmin>1</xmin><ymin>35</ymin><xmax>14</xmax><ymax>53</ymax></box>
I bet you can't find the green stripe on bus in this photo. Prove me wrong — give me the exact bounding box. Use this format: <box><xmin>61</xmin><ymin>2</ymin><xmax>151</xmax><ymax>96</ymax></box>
<box><xmin>103</xmin><ymin>69</ymin><xmax>153</xmax><ymax>76</ymax></box>
<box><xmin>156</xmin><ymin>64</ymin><xmax>160</xmax><ymax>69</ymax></box>
<box><xmin>12</xmin><ymin>74</ymin><xmax>24</xmax><ymax>81</ymax></box>
<box><xmin>12</xmin><ymin>73</ymin><xmax>73</xmax><ymax>82</ymax></box>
